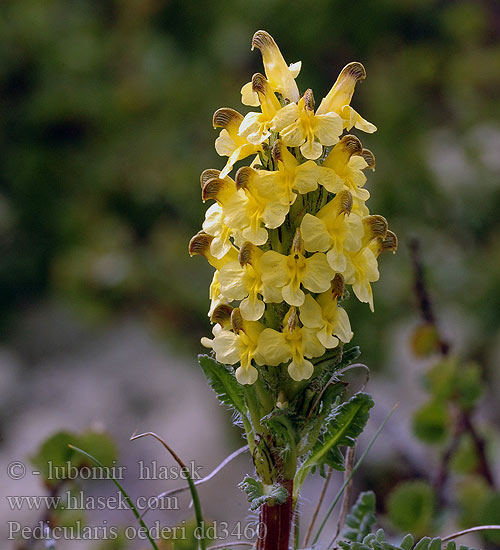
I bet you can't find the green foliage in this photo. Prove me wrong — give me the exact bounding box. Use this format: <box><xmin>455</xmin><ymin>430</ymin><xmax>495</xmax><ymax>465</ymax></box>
<box><xmin>238</xmin><ymin>476</ymin><xmax>288</xmax><ymax>510</ymax></box>
<box><xmin>339</xmin><ymin>493</ymin><xmax>479</xmax><ymax>550</ymax></box>
<box><xmin>423</xmin><ymin>359</ymin><xmax>483</xmax><ymax>411</ymax></box>
<box><xmin>30</xmin><ymin>429</ymin><xmax>117</xmax><ymax>487</ymax></box>
<box><xmin>295</xmin><ymin>392</ymin><xmax>373</xmax><ymax>489</ymax></box>
<box><xmin>386</xmin><ymin>481</ymin><xmax>435</xmax><ymax>538</ymax></box>
<box><xmin>198</xmin><ymin>354</ymin><xmax>247</xmax><ymax>417</ymax></box>
<box><xmin>412</xmin><ymin>400</ymin><xmax>449</xmax><ymax>444</ymax></box>
<box><xmin>340</xmin><ymin>491</ymin><xmax>377</xmax><ymax>543</ymax></box>
<box><xmin>449</xmin><ymin>435</ymin><xmax>479</xmax><ymax>474</ymax></box>
<box><xmin>340</xmin><ymin>529</ymin><xmax>479</xmax><ymax>550</ymax></box>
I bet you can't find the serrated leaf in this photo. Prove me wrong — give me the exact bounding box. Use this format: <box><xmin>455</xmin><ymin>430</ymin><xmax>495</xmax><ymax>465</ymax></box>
<box><xmin>341</xmin><ymin>491</ymin><xmax>377</xmax><ymax>543</ymax></box>
<box><xmin>198</xmin><ymin>354</ymin><xmax>247</xmax><ymax>416</ymax></box>
<box><xmin>238</xmin><ymin>476</ymin><xmax>288</xmax><ymax>510</ymax></box>
<box><xmin>339</xmin><ymin>528</ymin><xmax>479</xmax><ymax>550</ymax></box>
<box><xmin>295</xmin><ymin>392</ymin><xmax>373</xmax><ymax>489</ymax></box>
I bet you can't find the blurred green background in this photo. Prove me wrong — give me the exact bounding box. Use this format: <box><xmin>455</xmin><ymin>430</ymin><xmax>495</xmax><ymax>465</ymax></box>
<box><xmin>1</xmin><ymin>0</ymin><xmax>500</xmax><ymax>547</ymax></box>
<box><xmin>1</xmin><ymin>0</ymin><xmax>500</xmax><ymax>380</ymax></box>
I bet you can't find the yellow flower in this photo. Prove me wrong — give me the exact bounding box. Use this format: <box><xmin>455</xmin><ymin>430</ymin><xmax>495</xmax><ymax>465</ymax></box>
<box><xmin>242</xmin><ymin>140</ymin><xmax>325</xmax><ymax>208</ymax></box>
<box><xmin>241</xmin><ymin>30</ymin><xmax>301</xmax><ymax>107</ymax></box>
<box><xmin>218</xmin><ymin>242</ymin><xmax>281</xmax><ymax>321</ymax></box>
<box><xmin>271</xmin><ymin>89</ymin><xmax>343</xmax><ymax>160</ymax></box>
<box><xmin>299</xmin><ymin>277</ymin><xmax>353</xmax><ymax>348</ymax></box>
<box><xmin>342</xmin><ymin>216</ymin><xmax>389</xmax><ymax>312</ymax></box>
<box><xmin>259</xmin><ymin>229</ymin><xmax>334</xmax><ymax>307</ymax></box>
<box><xmin>188</xmin><ymin>231</ymin><xmax>239</xmax><ymax>315</ymax></box>
<box><xmin>202</xmin><ymin>307</ymin><xmax>264</xmax><ymax>385</ymax></box>
<box><xmin>239</xmin><ymin>74</ymin><xmax>282</xmax><ymax>145</ymax></box>
<box><xmin>300</xmin><ymin>190</ymin><xmax>364</xmax><ymax>272</ymax></box>
<box><xmin>257</xmin><ymin>307</ymin><xmax>324</xmax><ymax>381</ymax></box>
<box><xmin>321</xmin><ymin>135</ymin><xmax>374</xmax><ymax>201</ymax></box>
<box><xmin>316</xmin><ymin>62</ymin><xmax>377</xmax><ymax>133</ymax></box>
<box><xmin>201</xmin><ymin>171</ymin><xmax>252</xmax><ymax>243</ymax></box>
<box><xmin>213</xmin><ymin>108</ymin><xmax>261</xmax><ymax>177</ymax></box>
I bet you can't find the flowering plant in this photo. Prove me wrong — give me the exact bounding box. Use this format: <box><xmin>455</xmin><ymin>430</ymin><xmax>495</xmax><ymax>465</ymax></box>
<box><xmin>190</xmin><ymin>30</ymin><xmax>397</xmax><ymax>550</ymax></box>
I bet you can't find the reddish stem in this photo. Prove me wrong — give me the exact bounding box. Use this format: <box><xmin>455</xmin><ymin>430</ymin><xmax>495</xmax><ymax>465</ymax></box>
<box><xmin>257</xmin><ymin>480</ymin><xmax>293</xmax><ymax>550</ymax></box>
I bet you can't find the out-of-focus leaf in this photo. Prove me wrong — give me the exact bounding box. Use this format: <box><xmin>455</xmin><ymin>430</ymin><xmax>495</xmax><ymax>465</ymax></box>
<box><xmin>387</xmin><ymin>481</ymin><xmax>435</xmax><ymax>538</ymax></box>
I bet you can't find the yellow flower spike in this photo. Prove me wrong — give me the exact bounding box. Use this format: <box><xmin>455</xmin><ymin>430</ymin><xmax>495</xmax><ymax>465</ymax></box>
<box><xmin>271</xmin><ymin>89</ymin><xmax>343</xmax><ymax>160</ymax></box>
<box><xmin>300</xmin><ymin>190</ymin><xmax>364</xmax><ymax>273</ymax></box>
<box><xmin>213</xmin><ymin>108</ymin><xmax>261</xmax><ymax>177</ymax></box>
<box><xmin>257</xmin><ymin>306</ymin><xmax>325</xmax><ymax>382</ymax></box>
<box><xmin>239</xmin><ymin>74</ymin><xmax>282</xmax><ymax>145</ymax></box>
<box><xmin>234</xmin><ymin>166</ymin><xmax>288</xmax><ymax>245</ymax></box>
<box><xmin>300</xmin><ymin>286</ymin><xmax>353</xmax><ymax>349</ymax></box>
<box><xmin>316</xmin><ymin>62</ymin><xmax>377</xmax><ymax>133</ymax></box>
<box><xmin>202</xmin><ymin>307</ymin><xmax>264</xmax><ymax>385</ymax></box>
<box><xmin>259</xmin><ymin>228</ymin><xmax>335</xmax><ymax>307</ymax></box>
<box><xmin>241</xmin><ymin>30</ymin><xmax>301</xmax><ymax>107</ymax></box>
<box><xmin>321</xmin><ymin>135</ymin><xmax>372</xmax><ymax>202</ymax></box>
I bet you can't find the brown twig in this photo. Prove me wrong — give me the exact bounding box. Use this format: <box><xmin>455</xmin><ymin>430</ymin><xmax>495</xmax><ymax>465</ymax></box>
<box><xmin>334</xmin><ymin>446</ymin><xmax>357</xmax><ymax>541</ymax></box>
<box><xmin>409</xmin><ymin>238</ymin><xmax>496</xmax><ymax>497</ymax></box>
<box><xmin>303</xmin><ymin>466</ymin><xmax>333</xmax><ymax>547</ymax></box>
<box><xmin>408</xmin><ymin>238</ymin><xmax>449</xmax><ymax>355</ymax></box>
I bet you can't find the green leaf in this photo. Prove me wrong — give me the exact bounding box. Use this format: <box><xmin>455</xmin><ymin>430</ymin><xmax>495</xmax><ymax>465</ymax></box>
<box><xmin>30</xmin><ymin>431</ymin><xmax>78</xmax><ymax>486</ymax></box>
<box><xmin>198</xmin><ymin>354</ymin><xmax>247</xmax><ymax>416</ymax></box>
<box><xmin>387</xmin><ymin>481</ymin><xmax>435</xmax><ymax>538</ymax></box>
<box><xmin>413</xmin><ymin>400</ymin><xmax>449</xmax><ymax>444</ymax></box>
<box><xmin>77</xmin><ymin>431</ymin><xmax>117</xmax><ymax>468</ymax></box>
<box><xmin>449</xmin><ymin>434</ymin><xmax>479</xmax><ymax>474</ymax></box>
<box><xmin>479</xmin><ymin>492</ymin><xmax>500</xmax><ymax>543</ymax></box>
<box><xmin>238</xmin><ymin>476</ymin><xmax>288</xmax><ymax>510</ymax></box>
<box><xmin>456</xmin><ymin>362</ymin><xmax>483</xmax><ymax>410</ymax></box>
<box><xmin>339</xmin><ymin>529</ymin><xmax>479</xmax><ymax>550</ymax></box>
<box><xmin>295</xmin><ymin>392</ymin><xmax>373</xmax><ymax>490</ymax></box>
<box><xmin>340</xmin><ymin>491</ymin><xmax>377</xmax><ymax>543</ymax></box>
<box><xmin>456</xmin><ymin>475</ymin><xmax>491</xmax><ymax>528</ymax></box>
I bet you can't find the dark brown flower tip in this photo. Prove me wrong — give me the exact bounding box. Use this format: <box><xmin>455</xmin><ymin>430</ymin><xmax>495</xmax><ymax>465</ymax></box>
<box><xmin>200</xmin><ymin>169</ymin><xmax>221</xmax><ymax>188</ymax></box>
<box><xmin>211</xmin><ymin>304</ymin><xmax>233</xmax><ymax>326</ymax></box>
<box><xmin>213</xmin><ymin>108</ymin><xmax>243</xmax><ymax>130</ymax></box>
<box><xmin>188</xmin><ymin>231</ymin><xmax>214</xmax><ymax>257</ymax></box>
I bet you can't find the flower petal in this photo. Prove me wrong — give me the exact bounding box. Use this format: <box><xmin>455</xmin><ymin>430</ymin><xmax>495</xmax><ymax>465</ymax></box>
<box><xmin>259</xmin><ymin>251</ymin><xmax>289</xmax><ymax>287</ymax></box>
<box><xmin>300</xmin><ymin>138</ymin><xmax>323</xmax><ymax>160</ymax></box>
<box><xmin>294</xmin><ymin>161</ymin><xmax>321</xmax><ymax>194</ymax></box>
<box><xmin>282</xmin><ymin>282</ymin><xmax>305</xmax><ymax>307</ymax></box>
<box><xmin>240</xmin><ymin>296</ymin><xmax>265</xmax><ymax>321</ymax></box>
<box><xmin>271</xmin><ymin>103</ymin><xmax>299</xmax><ymax>132</ymax></box>
<box><xmin>299</xmin><ymin>294</ymin><xmax>323</xmax><ymax>329</ymax></box>
<box><xmin>301</xmin><ymin>214</ymin><xmax>331</xmax><ymax>252</ymax></box>
<box><xmin>241</xmin><ymin>81</ymin><xmax>259</xmax><ymax>107</ymax></box>
<box><xmin>315</xmin><ymin>112</ymin><xmax>343</xmax><ymax>146</ymax></box>
<box><xmin>235</xmin><ymin>364</ymin><xmax>259</xmax><ymax>385</ymax></box>
<box><xmin>288</xmin><ymin>357</ymin><xmax>314</xmax><ymax>381</ymax></box>
<box><xmin>303</xmin><ymin>253</ymin><xmax>335</xmax><ymax>293</ymax></box>
<box><xmin>257</xmin><ymin>328</ymin><xmax>291</xmax><ymax>366</ymax></box>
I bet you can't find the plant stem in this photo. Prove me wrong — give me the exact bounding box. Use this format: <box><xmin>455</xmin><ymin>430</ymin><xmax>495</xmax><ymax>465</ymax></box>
<box><xmin>257</xmin><ymin>479</ymin><xmax>294</xmax><ymax>550</ymax></box>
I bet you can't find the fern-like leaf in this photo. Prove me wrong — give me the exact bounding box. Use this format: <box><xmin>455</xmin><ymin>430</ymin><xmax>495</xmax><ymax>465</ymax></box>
<box><xmin>295</xmin><ymin>392</ymin><xmax>373</xmax><ymax>490</ymax></box>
